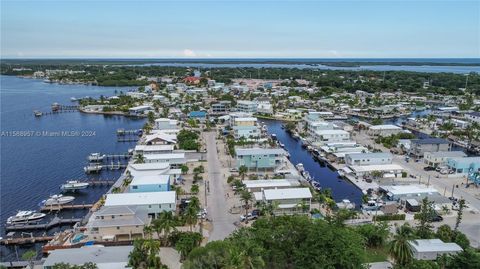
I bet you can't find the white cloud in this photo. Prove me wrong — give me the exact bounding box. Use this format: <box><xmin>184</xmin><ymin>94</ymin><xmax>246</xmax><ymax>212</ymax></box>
<box><xmin>182</xmin><ymin>49</ymin><xmax>196</xmax><ymax>57</ymax></box>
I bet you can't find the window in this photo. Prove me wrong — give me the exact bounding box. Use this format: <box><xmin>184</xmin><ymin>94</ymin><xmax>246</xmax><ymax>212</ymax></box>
<box><xmin>116</xmin><ymin>226</ymin><xmax>120</xmax><ymax>230</ymax></box>
<box><xmin>132</xmin><ymin>186</ymin><xmax>138</xmax><ymax>189</ymax></box>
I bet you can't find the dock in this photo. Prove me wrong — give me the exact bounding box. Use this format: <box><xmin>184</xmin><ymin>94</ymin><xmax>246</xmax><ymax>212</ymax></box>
<box><xmin>5</xmin><ymin>217</ymin><xmax>82</xmax><ymax>231</ymax></box>
<box><xmin>117</xmin><ymin>137</ymin><xmax>139</xmax><ymax>142</ymax></box>
<box><xmin>40</xmin><ymin>203</ymin><xmax>93</xmax><ymax>212</ymax></box>
<box><xmin>0</xmin><ymin>235</ymin><xmax>54</xmax><ymax>245</ymax></box>
<box><xmin>116</xmin><ymin>129</ymin><xmax>142</xmax><ymax>136</ymax></box>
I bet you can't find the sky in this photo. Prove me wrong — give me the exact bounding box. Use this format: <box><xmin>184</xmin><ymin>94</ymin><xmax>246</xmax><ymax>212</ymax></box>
<box><xmin>1</xmin><ymin>0</ymin><xmax>479</xmax><ymax>59</ymax></box>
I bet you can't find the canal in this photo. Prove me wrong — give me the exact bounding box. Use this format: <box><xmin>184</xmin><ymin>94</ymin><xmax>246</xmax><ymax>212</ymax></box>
<box><xmin>261</xmin><ymin>119</ymin><xmax>363</xmax><ymax>206</ymax></box>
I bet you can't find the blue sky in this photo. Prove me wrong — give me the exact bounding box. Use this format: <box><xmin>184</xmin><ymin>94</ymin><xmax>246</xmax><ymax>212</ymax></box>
<box><xmin>1</xmin><ymin>0</ymin><xmax>479</xmax><ymax>58</ymax></box>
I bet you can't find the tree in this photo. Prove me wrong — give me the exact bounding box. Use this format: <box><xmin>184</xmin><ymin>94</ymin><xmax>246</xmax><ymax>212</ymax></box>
<box><xmin>152</xmin><ymin>211</ymin><xmax>178</xmax><ymax>245</ymax></box>
<box><xmin>173</xmin><ymin>232</ymin><xmax>203</xmax><ymax>260</ymax></box>
<box><xmin>454</xmin><ymin>199</ymin><xmax>465</xmax><ymax>231</ymax></box>
<box><xmin>22</xmin><ymin>250</ymin><xmax>36</xmax><ymax>269</ymax></box>
<box><xmin>190</xmin><ymin>184</ymin><xmax>200</xmax><ymax>194</ymax></box>
<box><xmin>356</xmin><ymin>222</ymin><xmax>389</xmax><ymax>248</ymax></box>
<box><xmin>389</xmin><ymin>224</ymin><xmax>414</xmax><ymax>266</ymax></box>
<box><xmin>416</xmin><ymin>197</ymin><xmax>435</xmax><ymax>239</ymax></box>
<box><xmin>147</xmin><ymin>111</ymin><xmax>155</xmax><ymax>124</ymax></box>
<box><xmin>180</xmin><ymin>164</ymin><xmax>189</xmax><ymax>174</ymax></box>
<box><xmin>128</xmin><ymin>239</ymin><xmax>165</xmax><ymax>269</ymax></box>
<box><xmin>240</xmin><ymin>190</ymin><xmax>253</xmax><ymax>221</ymax></box>
<box><xmin>435</xmin><ymin>225</ymin><xmax>453</xmax><ymax>243</ymax></box>
<box><xmin>134</xmin><ymin>154</ymin><xmax>145</xmax><ymax>164</ymax></box>
<box><xmin>239</xmin><ymin>165</ymin><xmax>248</xmax><ymax>181</ymax></box>
<box><xmin>52</xmin><ymin>263</ymin><xmax>98</xmax><ymax>269</ymax></box>
<box><xmin>446</xmin><ymin>248</ymin><xmax>480</xmax><ymax>269</ymax></box>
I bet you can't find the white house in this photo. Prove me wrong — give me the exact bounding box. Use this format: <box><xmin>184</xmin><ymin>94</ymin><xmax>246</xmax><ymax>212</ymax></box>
<box><xmin>134</xmin><ymin>144</ymin><xmax>174</xmax><ymax>155</ymax></box>
<box><xmin>424</xmin><ymin>151</ymin><xmax>467</xmax><ymax>168</ymax></box>
<box><xmin>409</xmin><ymin>239</ymin><xmax>462</xmax><ymax>260</ymax></box>
<box><xmin>465</xmin><ymin>112</ymin><xmax>480</xmax><ymax>124</ymax></box>
<box><xmin>42</xmin><ymin>246</ymin><xmax>134</xmax><ymax>269</ymax></box>
<box><xmin>311</xmin><ymin>129</ymin><xmax>350</xmax><ymax>145</ymax></box>
<box><xmin>128</xmin><ymin>105</ymin><xmax>152</xmax><ymax>116</ymax></box>
<box><xmin>236</xmin><ymin>100</ymin><xmax>258</xmax><ymax>113</ymax></box>
<box><xmin>104</xmin><ymin>191</ymin><xmax>177</xmax><ymax>218</ymax></box>
<box><xmin>262</xmin><ymin>188</ymin><xmax>312</xmax><ymax>215</ymax></box>
<box><xmin>345</xmin><ymin>152</ymin><xmax>393</xmax><ymax>166</ymax></box>
<box><xmin>367</xmin><ymin>125</ymin><xmax>403</xmax><ymax>136</ymax></box>
<box><xmin>154</xmin><ymin>118</ymin><xmax>178</xmax><ymax>130</ymax></box>
<box><xmin>143</xmin><ymin>153</ymin><xmax>186</xmax><ymax>167</ymax></box>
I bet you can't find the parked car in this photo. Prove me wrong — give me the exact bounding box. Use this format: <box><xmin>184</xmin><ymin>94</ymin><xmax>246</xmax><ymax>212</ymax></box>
<box><xmin>423</xmin><ymin>166</ymin><xmax>435</xmax><ymax>171</ymax></box>
<box><xmin>431</xmin><ymin>214</ymin><xmax>443</xmax><ymax>222</ymax></box>
<box><xmin>240</xmin><ymin>212</ymin><xmax>258</xmax><ymax>222</ymax></box>
<box><xmin>229</xmin><ymin>168</ymin><xmax>238</xmax><ymax>173</ymax></box>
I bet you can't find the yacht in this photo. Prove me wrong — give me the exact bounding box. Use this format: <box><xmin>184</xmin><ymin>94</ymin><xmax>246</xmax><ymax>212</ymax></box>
<box><xmin>33</xmin><ymin>110</ymin><xmax>43</xmax><ymax>117</ymax></box>
<box><xmin>295</xmin><ymin>163</ymin><xmax>304</xmax><ymax>172</ymax></box>
<box><xmin>336</xmin><ymin>199</ymin><xmax>356</xmax><ymax>210</ymax></box>
<box><xmin>7</xmin><ymin>211</ymin><xmax>46</xmax><ymax>224</ymax></box>
<box><xmin>88</xmin><ymin>153</ymin><xmax>105</xmax><ymax>162</ymax></box>
<box><xmin>84</xmin><ymin>164</ymin><xmax>103</xmax><ymax>173</ymax></box>
<box><xmin>60</xmin><ymin>181</ymin><xmax>89</xmax><ymax>191</ymax></box>
<box><xmin>70</xmin><ymin>97</ymin><xmax>78</xmax><ymax>102</ymax></box>
<box><xmin>271</xmin><ymin>134</ymin><xmax>277</xmax><ymax>140</ymax></box>
<box><xmin>43</xmin><ymin>194</ymin><xmax>75</xmax><ymax>206</ymax></box>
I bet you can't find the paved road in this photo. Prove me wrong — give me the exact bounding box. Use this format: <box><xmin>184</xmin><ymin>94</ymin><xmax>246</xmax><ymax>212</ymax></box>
<box><xmin>205</xmin><ymin>131</ymin><xmax>237</xmax><ymax>241</ymax></box>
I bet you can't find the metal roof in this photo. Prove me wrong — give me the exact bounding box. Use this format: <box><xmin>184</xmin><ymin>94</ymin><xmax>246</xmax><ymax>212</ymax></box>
<box><xmin>43</xmin><ymin>246</ymin><xmax>133</xmax><ymax>268</ymax></box>
<box><xmin>411</xmin><ymin>138</ymin><xmax>449</xmax><ymax>145</ymax></box>
<box><xmin>235</xmin><ymin>147</ymin><xmax>285</xmax><ymax>156</ymax></box>
<box><xmin>105</xmin><ymin>191</ymin><xmax>176</xmax><ymax>206</ymax></box>
<box><xmin>409</xmin><ymin>239</ymin><xmax>463</xmax><ymax>252</ymax></box>
<box><xmin>263</xmin><ymin>188</ymin><xmax>312</xmax><ymax>200</ymax></box>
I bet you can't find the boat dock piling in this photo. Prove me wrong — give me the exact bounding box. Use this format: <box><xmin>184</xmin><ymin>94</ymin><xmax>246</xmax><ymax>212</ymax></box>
<box><xmin>5</xmin><ymin>217</ymin><xmax>82</xmax><ymax>231</ymax></box>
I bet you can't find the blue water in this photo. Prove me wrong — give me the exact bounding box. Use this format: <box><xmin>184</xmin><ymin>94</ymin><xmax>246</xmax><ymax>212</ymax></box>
<box><xmin>0</xmin><ymin>76</ymin><xmax>145</xmax><ymax>261</ymax></box>
<box><xmin>261</xmin><ymin>120</ymin><xmax>363</xmax><ymax>206</ymax></box>
<box><xmin>125</xmin><ymin>58</ymin><xmax>480</xmax><ymax>74</ymax></box>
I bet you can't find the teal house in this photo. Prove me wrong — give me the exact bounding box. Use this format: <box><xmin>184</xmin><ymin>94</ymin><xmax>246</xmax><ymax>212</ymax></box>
<box><xmin>236</xmin><ymin>147</ymin><xmax>285</xmax><ymax>170</ymax></box>
<box><xmin>130</xmin><ymin>174</ymin><xmax>171</xmax><ymax>192</ymax></box>
<box><xmin>447</xmin><ymin>157</ymin><xmax>480</xmax><ymax>175</ymax></box>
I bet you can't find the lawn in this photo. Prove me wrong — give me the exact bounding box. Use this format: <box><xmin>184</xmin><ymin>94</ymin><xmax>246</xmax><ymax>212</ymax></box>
<box><xmin>364</xmin><ymin>246</ymin><xmax>389</xmax><ymax>263</ymax></box>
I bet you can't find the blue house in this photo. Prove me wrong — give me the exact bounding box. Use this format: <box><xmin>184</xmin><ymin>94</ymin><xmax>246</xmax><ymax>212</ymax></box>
<box><xmin>130</xmin><ymin>174</ymin><xmax>170</xmax><ymax>192</ymax></box>
<box><xmin>188</xmin><ymin>111</ymin><xmax>207</xmax><ymax>123</ymax></box>
<box><xmin>447</xmin><ymin>157</ymin><xmax>480</xmax><ymax>175</ymax></box>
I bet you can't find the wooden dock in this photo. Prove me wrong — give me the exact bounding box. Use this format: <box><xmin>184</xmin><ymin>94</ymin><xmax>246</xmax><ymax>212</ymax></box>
<box><xmin>116</xmin><ymin>129</ymin><xmax>141</xmax><ymax>136</ymax></box>
<box><xmin>5</xmin><ymin>217</ymin><xmax>82</xmax><ymax>231</ymax></box>
<box><xmin>117</xmin><ymin>137</ymin><xmax>139</xmax><ymax>142</ymax></box>
<box><xmin>0</xmin><ymin>235</ymin><xmax>54</xmax><ymax>245</ymax></box>
<box><xmin>40</xmin><ymin>203</ymin><xmax>93</xmax><ymax>212</ymax></box>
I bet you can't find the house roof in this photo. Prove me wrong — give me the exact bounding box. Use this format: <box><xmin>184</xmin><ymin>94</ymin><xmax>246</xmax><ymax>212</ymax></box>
<box><xmin>345</xmin><ymin>152</ymin><xmax>392</xmax><ymax>159</ymax></box>
<box><xmin>408</xmin><ymin>239</ymin><xmax>463</xmax><ymax>253</ymax></box>
<box><xmin>411</xmin><ymin>138</ymin><xmax>449</xmax><ymax>145</ymax></box>
<box><xmin>379</xmin><ymin>185</ymin><xmax>439</xmax><ymax>196</ymax></box>
<box><xmin>43</xmin><ymin>246</ymin><xmax>133</xmax><ymax>268</ymax></box>
<box><xmin>235</xmin><ymin>147</ymin><xmax>285</xmax><ymax>156</ymax></box>
<box><xmin>244</xmin><ymin>179</ymin><xmax>292</xmax><ymax>189</ymax></box>
<box><xmin>263</xmin><ymin>188</ymin><xmax>312</xmax><ymax>200</ymax></box>
<box><xmin>131</xmin><ymin>174</ymin><xmax>170</xmax><ymax>186</ymax></box>
<box><xmin>105</xmin><ymin>191</ymin><xmax>176</xmax><ymax>206</ymax></box>
<box><xmin>369</xmin><ymin>124</ymin><xmax>402</xmax><ymax>130</ymax></box>
<box><xmin>87</xmin><ymin>206</ymin><xmax>149</xmax><ymax>229</ymax></box>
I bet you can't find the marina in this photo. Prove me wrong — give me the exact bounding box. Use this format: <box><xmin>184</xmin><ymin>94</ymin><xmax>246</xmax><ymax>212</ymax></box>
<box><xmin>5</xmin><ymin>217</ymin><xmax>82</xmax><ymax>232</ymax></box>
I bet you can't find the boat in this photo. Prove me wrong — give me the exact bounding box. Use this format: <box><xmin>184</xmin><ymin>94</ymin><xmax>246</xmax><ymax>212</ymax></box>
<box><xmin>279</xmin><ymin>142</ymin><xmax>285</xmax><ymax>148</ymax></box>
<box><xmin>271</xmin><ymin>134</ymin><xmax>277</xmax><ymax>140</ymax></box>
<box><xmin>60</xmin><ymin>181</ymin><xmax>89</xmax><ymax>191</ymax></box>
<box><xmin>285</xmin><ymin>152</ymin><xmax>291</xmax><ymax>159</ymax></box>
<box><xmin>295</xmin><ymin>163</ymin><xmax>304</xmax><ymax>172</ymax></box>
<box><xmin>336</xmin><ymin>199</ymin><xmax>356</xmax><ymax>210</ymax></box>
<box><xmin>337</xmin><ymin>170</ymin><xmax>345</xmax><ymax>177</ymax></box>
<box><xmin>361</xmin><ymin>200</ymin><xmax>382</xmax><ymax>211</ymax></box>
<box><xmin>88</xmin><ymin>153</ymin><xmax>105</xmax><ymax>162</ymax></box>
<box><xmin>292</xmin><ymin>132</ymin><xmax>300</xmax><ymax>140</ymax></box>
<box><xmin>42</xmin><ymin>194</ymin><xmax>75</xmax><ymax>206</ymax></box>
<box><xmin>302</xmin><ymin>170</ymin><xmax>312</xmax><ymax>181</ymax></box>
<box><xmin>84</xmin><ymin>164</ymin><xmax>103</xmax><ymax>173</ymax></box>
<box><xmin>311</xmin><ymin>181</ymin><xmax>322</xmax><ymax>191</ymax></box>
<box><xmin>70</xmin><ymin>97</ymin><xmax>78</xmax><ymax>102</ymax></box>
<box><xmin>33</xmin><ymin>110</ymin><xmax>43</xmax><ymax>117</ymax></box>
<box><xmin>7</xmin><ymin>211</ymin><xmax>46</xmax><ymax>224</ymax></box>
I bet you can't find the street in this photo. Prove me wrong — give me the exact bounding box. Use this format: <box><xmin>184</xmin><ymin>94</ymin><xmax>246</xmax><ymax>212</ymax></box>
<box><xmin>204</xmin><ymin>131</ymin><xmax>237</xmax><ymax>241</ymax></box>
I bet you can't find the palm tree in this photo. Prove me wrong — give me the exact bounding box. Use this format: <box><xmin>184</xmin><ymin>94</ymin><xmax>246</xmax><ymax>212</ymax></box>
<box><xmin>296</xmin><ymin>200</ymin><xmax>310</xmax><ymax>214</ymax></box>
<box><xmin>21</xmin><ymin>250</ymin><xmax>36</xmax><ymax>269</ymax></box>
<box><xmin>143</xmin><ymin>239</ymin><xmax>162</xmax><ymax>268</ymax></box>
<box><xmin>190</xmin><ymin>184</ymin><xmax>200</xmax><ymax>194</ymax></box>
<box><xmin>239</xmin><ymin>165</ymin><xmax>248</xmax><ymax>181</ymax></box>
<box><xmin>240</xmin><ymin>190</ymin><xmax>253</xmax><ymax>221</ymax></box>
<box><xmin>152</xmin><ymin>211</ymin><xmax>177</xmax><ymax>245</ymax></box>
<box><xmin>143</xmin><ymin>225</ymin><xmax>154</xmax><ymax>239</ymax></box>
<box><xmin>184</xmin><ymin>206</ymin><xmax>198</xmax><ymax>231</ymax></box>
<box><xmin>389</xmin><ymin>224</ymin><xmax>414</xmax><ymax>266</ymax></box>
<box><xmin>134</xmin><ymin>154</ymin><xmax>145</xmax><ymax>164</ymax></box>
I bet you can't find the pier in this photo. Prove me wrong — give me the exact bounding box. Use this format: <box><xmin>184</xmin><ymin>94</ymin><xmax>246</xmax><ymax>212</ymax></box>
<box><xmin>5</xmin><ymin>217</ymin><xmax>82</xmax><ymax>231</ymax></box>
<box><xmin>0</xmin><ymin>235</ymin><xmax>55</xmax><ymax>245</ymax></box>
<box><xmin>84</xmin><ymin>163</ymin><xmax>128</xmax><ymax>173</ymax></box>
<box><xmin>40</xmin><ymin>203</ymin><xmax>93</xmax><ymax>212</ymax></box>
<box><xmin>117</xmin><ymin>137</ymin><xmax>139</xmax><ymax>142</ymax></box>
<box><xmin>116</xmin><ymin>129</ymin><xmax>142</xmax><ymax>136</ymax></box>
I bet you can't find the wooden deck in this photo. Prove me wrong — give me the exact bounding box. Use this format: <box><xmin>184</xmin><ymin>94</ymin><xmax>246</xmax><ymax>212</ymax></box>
<box><xmin>5</xmin><ymin>217</ymin><xmax>82</xmax><ymax>231</ymax></box>
<box><xmin>0</xmin><ymin>235</ymin><xmax>54</xmax><ymax>245</ymax></box>
<box><xmin>40</xmin><ymin>203</ymin><xmax>93</xmax><ymax>212</ymax></box>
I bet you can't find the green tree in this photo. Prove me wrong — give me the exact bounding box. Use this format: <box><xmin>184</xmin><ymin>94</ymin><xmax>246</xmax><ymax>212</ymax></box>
<box><xmin>389</xmin><ymin>224</ymin><xmax>414</xmax><ymax>266</ymax></box>
<box><xmin>190</xmin><ymin>184</ymin><xmax>200</xmax><ymax>194</ymax></box>
<box><xmin>180</xmin><ymin>164</ymin><xmax>189</xmax><ymax>174</ymax></box>
<box><xmin>152</xmin><ymin>211</ymin><xmax>177</xmax><ymax>245</ymax></box>
<box><xmin>454</xmin><ymin>199</ymin><xmax>465</xmax><ymax>231</ymax></box>
<box><xmin>22</xmin><ymin>250</ymin><xmax>36</xmax><ymax>269</ymax></box>
<box><xmin>416</xmin><ymin>197</ymin><xmax>435</xmax><ymax>239</ymax></box>
<box><xmin>240</xmin><ymin>190</ymin><xmax>253</xmax><ymax>221</ymax></box>
<box><xmin>134</xmin><ymin>154</ymin><xmax>145</xmax><ymax>164</ymax></box>
<box><xmin>239</xmin><ymin>165</ymin><xmax>248</xmax><ymax>181</ymax></box>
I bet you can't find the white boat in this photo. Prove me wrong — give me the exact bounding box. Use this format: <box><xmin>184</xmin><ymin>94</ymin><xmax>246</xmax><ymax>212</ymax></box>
<box><xmin>33</xmin><ymin>110</ymin><xmax>43</xmax><ymax>117</ymax></box>
<box><xmin>311</xmin><ymin>181</ymin><xmax>322</xmax><ymax>191</ymax></box>
<box><xmin>336</xmin><ymin>199</ymin><xmax>356</xmax><ymax>210</ymax></box>
<box><xmin>84</xmin><ymin>164</ymin><xmax>103</xmax><ymax>173</ymax></box>
<box><xmin>279</xmin><ymin>142</ymin><xmax>285</xmax><ymax>148</ymax></box>
<box><xmin>302</xmin><ymin>170</ymin><xmax>312</xmax><ymax>181</ymax></box>
<box><xmin>337</xmin><ymin>170</ymin><xmax>345</xmax><ymax>177</ymax></box>
<box><xmin>70</xmin><ymin>97</ymin><xmax>78</xmax><ymax>102</ymax></box>
<box><xmin>295</xmin><ymin>163</ymin><xmax>304</xmax><ymax>172</ymax></box>
<box><xmin>361</xmin><ymin>200</ymin><xmax>381</xmax><ymax>211</ymax></box>
<box><xmin>60</xmin><ymin>181</ymin><xmax>89</xmax><ymax>191</ymax></box>
<box><xmin>7</xmin><ymin>211</ymin><xmax>46</xmax><ymax>224</ymax></box>
<box><xmin>43</xmin><ymin>194</ymin><xmax>75</xmax><ymax>206</ymax></box>
<box><xmin>88</xmin><ymin>153</ymin><xmax>105</xmax><ymax>162</ymax></box>
<box><xmin>271</xmin><ymin>134</ymin><xmax>277</xmax><ymax>140</ymax></box>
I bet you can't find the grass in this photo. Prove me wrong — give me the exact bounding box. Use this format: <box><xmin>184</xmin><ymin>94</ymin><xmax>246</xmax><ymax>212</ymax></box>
<box><xmin>364</xmin><ymin>246</ymin><xmax>389</xmax><ymax>263</ymax></box>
